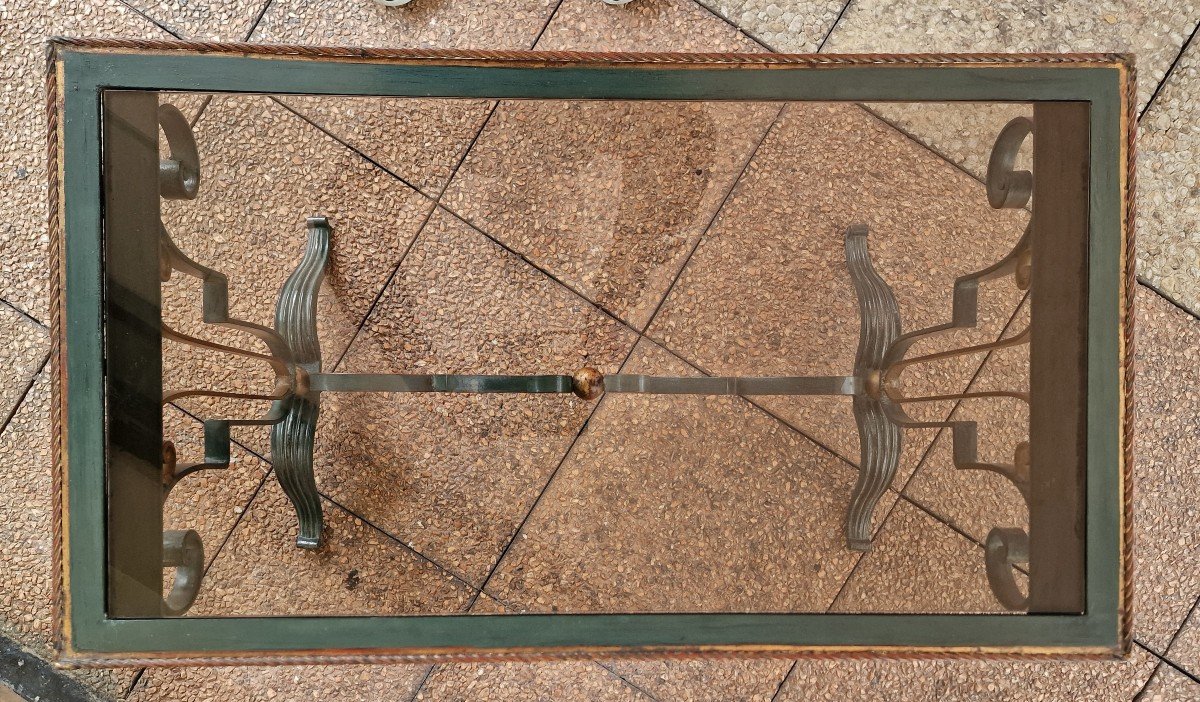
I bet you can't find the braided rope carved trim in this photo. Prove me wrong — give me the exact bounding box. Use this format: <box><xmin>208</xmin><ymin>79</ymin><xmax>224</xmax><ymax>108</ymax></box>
<box><xmin>1119</xmin><ymin>59</ymin><xmax>1137</xmax><ymax>656</ymax></box>
<box><xmin>46</xmin><ymin>41</ymin><xmax>68</xmax><ymax>658</ymax></box>
<box><xmin>48</xmin><ymin>37</ymin><xmax>1131</xmax><ymax>68</ymax></box>
<box><xmin>59</xmin><ymin>646</ymin><xmax>1123</xmax><ymax>668</ymax></box>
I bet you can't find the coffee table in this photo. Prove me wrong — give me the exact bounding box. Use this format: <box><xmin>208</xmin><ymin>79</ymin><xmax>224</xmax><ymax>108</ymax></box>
<box><xmin>48</xmin><ymin>40</ymin><xmax>1134</xmax><ymax>663</ymax></box>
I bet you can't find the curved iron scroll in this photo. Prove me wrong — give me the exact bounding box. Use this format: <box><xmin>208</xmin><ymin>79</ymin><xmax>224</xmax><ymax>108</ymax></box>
<box><xmin>873</xmin><ymin>116</ymin><xmax>1035</xmax><ymax>609</ymax></box>
<box><xmin>161</xmin><ymin>529</ymin><xmax>204</xmax><ymax>616</ymax></box>
<box><xmin>157</xmin><ymin>105</ymin><xmax>296</xmax><ymax>487</ymax></box>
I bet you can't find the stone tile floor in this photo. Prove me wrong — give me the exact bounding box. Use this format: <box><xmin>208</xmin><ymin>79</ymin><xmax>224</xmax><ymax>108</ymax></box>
<box><xmin>1</xmin><ymin>0</ymin><xmax>1199</xmax><ymax>700</ymax></box>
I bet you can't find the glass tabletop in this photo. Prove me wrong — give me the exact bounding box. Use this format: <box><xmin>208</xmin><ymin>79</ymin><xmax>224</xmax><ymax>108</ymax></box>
<box><xmin>94</xmin><ymin>89</ymin><xmax>1075</xmax><ymax>621</ymax></box>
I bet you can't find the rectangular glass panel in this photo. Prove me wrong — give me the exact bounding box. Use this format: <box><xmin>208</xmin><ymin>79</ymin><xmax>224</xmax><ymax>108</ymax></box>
<box><xmin>101</xmin><ymin>90</ymin><xmax>1078</xmax><ymax>621</ymax></box>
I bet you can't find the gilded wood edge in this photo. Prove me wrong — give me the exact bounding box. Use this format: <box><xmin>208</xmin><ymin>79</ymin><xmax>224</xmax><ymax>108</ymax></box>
<box><xmin>46</xmin><ymin>46</ymin><xmax>72</xmax><ymax>661</ymax></box>
<box><xmin>56</xmin><ymin>644</ymin><xmax>1125</xmax><ymax>668</ymax></box>
<box><xmin>1118</xmin><ymin>56</ymin><xmax>1136</xmax><ymax>658</ymax></box>
<box><xmin>47</xmin><ymin>38</ymin><xmax>1131</xmax><ymax>70</ymax></box>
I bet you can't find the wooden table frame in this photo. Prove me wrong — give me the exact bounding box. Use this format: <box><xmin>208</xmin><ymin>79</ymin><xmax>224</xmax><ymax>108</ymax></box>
<box><xmin>47</xmin><ymin>40</ymin><xmax>1135</xmax><ymax>665</ymax></box>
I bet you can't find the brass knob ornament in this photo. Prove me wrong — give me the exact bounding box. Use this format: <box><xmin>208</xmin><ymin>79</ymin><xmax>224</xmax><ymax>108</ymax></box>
<box><xmin>572</xmin><ymin>367</ymin><xmax>605</xmax><ymax>400</ymax></box>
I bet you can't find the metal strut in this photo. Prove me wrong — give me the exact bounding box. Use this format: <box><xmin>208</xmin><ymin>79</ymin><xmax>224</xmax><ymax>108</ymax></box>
<box><xmin>306</xmin><ymin>372</ymin><xmax>859</xmax><ymax>398</ymax></box>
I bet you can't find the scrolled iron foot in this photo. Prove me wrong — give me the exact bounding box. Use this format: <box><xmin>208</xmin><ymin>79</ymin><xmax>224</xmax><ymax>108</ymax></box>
<box><xmin>162</xmin><ymin>529</ymin><xmax>204</xmax><ymax>616</ymax></box>
<box><xmin>843</xmin><ymin>224</ymin><xmax>902</xmax><ymax>551</ymax></box>
<box><xmin>985</xmin><ymin>527</ymin><xmax>1029</xmax><ymax>610</ymax></box>
<box><xmin>272</xmin><ymin>396</ymin><xmax>323</xmax><ymax>549</ymax></box>
<box><xmin>271</xmin><ymin>217</ymin><xmax>331</xmax><ymax>549</ymax></box>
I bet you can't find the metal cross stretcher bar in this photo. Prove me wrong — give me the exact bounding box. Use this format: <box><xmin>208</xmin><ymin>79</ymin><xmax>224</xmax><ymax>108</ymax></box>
<box><xmin>307</xmin><ymin>371</ymin><xmax>860</xmax><ymax>398</ymax></box>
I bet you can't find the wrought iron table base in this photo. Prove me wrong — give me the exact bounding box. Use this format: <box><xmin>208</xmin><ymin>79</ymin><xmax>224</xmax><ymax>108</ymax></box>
<box><xmin>154</xmin><ymin>102</ymin><xmax>1034</xmax><ymax>614</ymax></box>
<box><xmin>172</xmin><ymin>217</ymin><xmax>903</xmax><ymax>555</ymax></box>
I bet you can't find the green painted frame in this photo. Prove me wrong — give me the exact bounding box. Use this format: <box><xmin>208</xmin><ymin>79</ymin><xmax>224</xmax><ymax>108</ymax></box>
<box><xmin>48</xmin><ymin>41</ymin><xmax>1134</xmax><ymax>665</ymax></box>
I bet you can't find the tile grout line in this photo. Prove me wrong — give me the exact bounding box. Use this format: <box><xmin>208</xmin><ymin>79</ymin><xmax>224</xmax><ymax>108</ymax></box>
<box><xmin>268</xmin><ymin>96</ymin><xmax>434</xmax><ymax>197</ymax></box>
<box><xmin>764</xmin><ymin>0</ymin><xmax>868</xmax><ymax>625</ymax></box>
<box><xmin>407</xmin><ymin>2</ymin><xmax>786</xmax><ymax>345</ymax></box>
<box><xmin>896</xmin><ymin>491</ymin><xmax>990</xmax><ymax>551</ymax></box>
<box><xmin>1136</xmin><ymin>640</ymin><xmax>1200</xmax><ymax>689</ymax></box>
<box><xmin>121</xmin><ymin>668</ymin><xmax>146</xmax><ymax>698</ymax></box>
<box><xmin>324</xmin><ymin>88</ymin><xmax>504</xmax><ymax>374</ymax></box>
<box><xmin>327</xmin><ymin>198</ymin><xmax>439</xmax><ymax>374</ymax></box>
<box><xmin>320</xmin><ymin>493</ymin><xmax>480</xmax><ymax>593</ymax></box>
<box><xmin>1153</xmin><ymin>651</ymin><xmax>1200</xmax><ymax>688</ymax></box>
<box><xmin>0</xmin><ymin>353</ymin><xmax>49</xmax><ymax>437</ymax></box>
<box><xmin>241</xmin><ymin>0</ymin><xmax>275</xmax><ymax>42</ymax></box>
<box><xmin>1138</xmin><ymin>593</ymin><xmax>1200</xmax><ymax>685</ymax></box>
<box><xmin>195</xmin><ymin>468</ymin><xmax>273</xmax><ymax>580</ymax></box>
<box><xmin>0</xmin><ymin>297</ymin><xmax>47</xmax><ymax>329</ymax></box>
<box><xmin>596</xmin><ymin>663</ymin><xmax>663</xmax><ymax>702</ymax></box>
<box><xmin>167</xmin><ymin>0</ymin><xmax>273</xmax><ymax>142</ymax></box>
<box><xmin>114</xmin><ymin>0</ymin><xmax>185</xmax><ymax>39</ymax></box>
<box><xmin>170</xmin><ymin>404</ymin><xmax>269</xmax><ymax>464</ymax></box>
<box><xmin>819</xmin><ymin>525</ymin><xmax>874</xmax><ymax>610</ymax></box>
<box><xmin>439</xmin><ymin>207</ymin><xmax>641</xmax><ymax>334</ymax></box>
<box><xmin>462</xmin><ymin>338</ymin><xmax>638</xmax><ymax>610</ymax></box>
<box><xmin>1139</xmin><ymin>18</ymin><xmax>1200</xmax><ymax>120</ymax></box>
<box><xmin>856</xmin><ymin>103</ymin><xmax>991</xmax><ymax>187</ymax></box>
<box><xmin>815</xmin><ymin>0</ymin><xmax>855</xmax><ymax>53</ymax></box>
<box><xmin>1131</xmin><ymin>661</ymin><xmax>1164</xmax><ymax>701</ymax></box>
<box><xmin>405</xmin><ymin>665</ymin><xmax>437</xmax><ymax>702</ymax></box>
<box><xmin>687</xmin><ymin>0</ymin><xmax>778</xmax><ymax>52</ymax></box>
<box><xmin>187</xmin><ymin>95</ymin><xmax>213</xmax><ymax>129</ymax></box>
<box><xmin>768</xmin><ymin>660</ymin><xmax>796</xmax><ymax>702</ymax></box>
<box><xmin>636</xmin><ymin>332</ymin><xmax>860</xmax><ymax>471</ymax></box>
<box><xmin>1138</xmin><ymin>276</ymin><xmax>1200</xmax><ymax>324</ymax></box>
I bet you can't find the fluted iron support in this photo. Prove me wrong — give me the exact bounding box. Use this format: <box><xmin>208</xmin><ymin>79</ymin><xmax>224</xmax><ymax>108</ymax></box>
<box><xmin>270</xmin><ymin>218</ymin><xmax>330</xmax><ymax>549</ymax></box>
<box><xmin>844</xmin><ymin>225</ymin><xmax>902</xmax><ymax>551</ymax></box>
<box><xmin>271</xmin><ymin>395</ymin><xmax>323</xmax><ymax>549</ymax></box>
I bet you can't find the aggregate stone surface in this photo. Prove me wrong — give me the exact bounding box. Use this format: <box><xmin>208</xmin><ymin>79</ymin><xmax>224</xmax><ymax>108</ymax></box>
<box><xmin>823</xmin><ymin>0</ymin><xmax>1199</xmax><ymax>183</ymax></box>
<box><xmin>7</xmin><ymin>0</ymin><xmax>1200</xmax><ymax>697</ymax></box>
<box><xmin>1138</xmin><ymin>36</ymin><xmax>1200</xmax><ymax>316</ymax></box>
<box><xmin>0</xmin><ymin>303</ymin><xmax>46</xmax><ymax>424</ymax></box>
